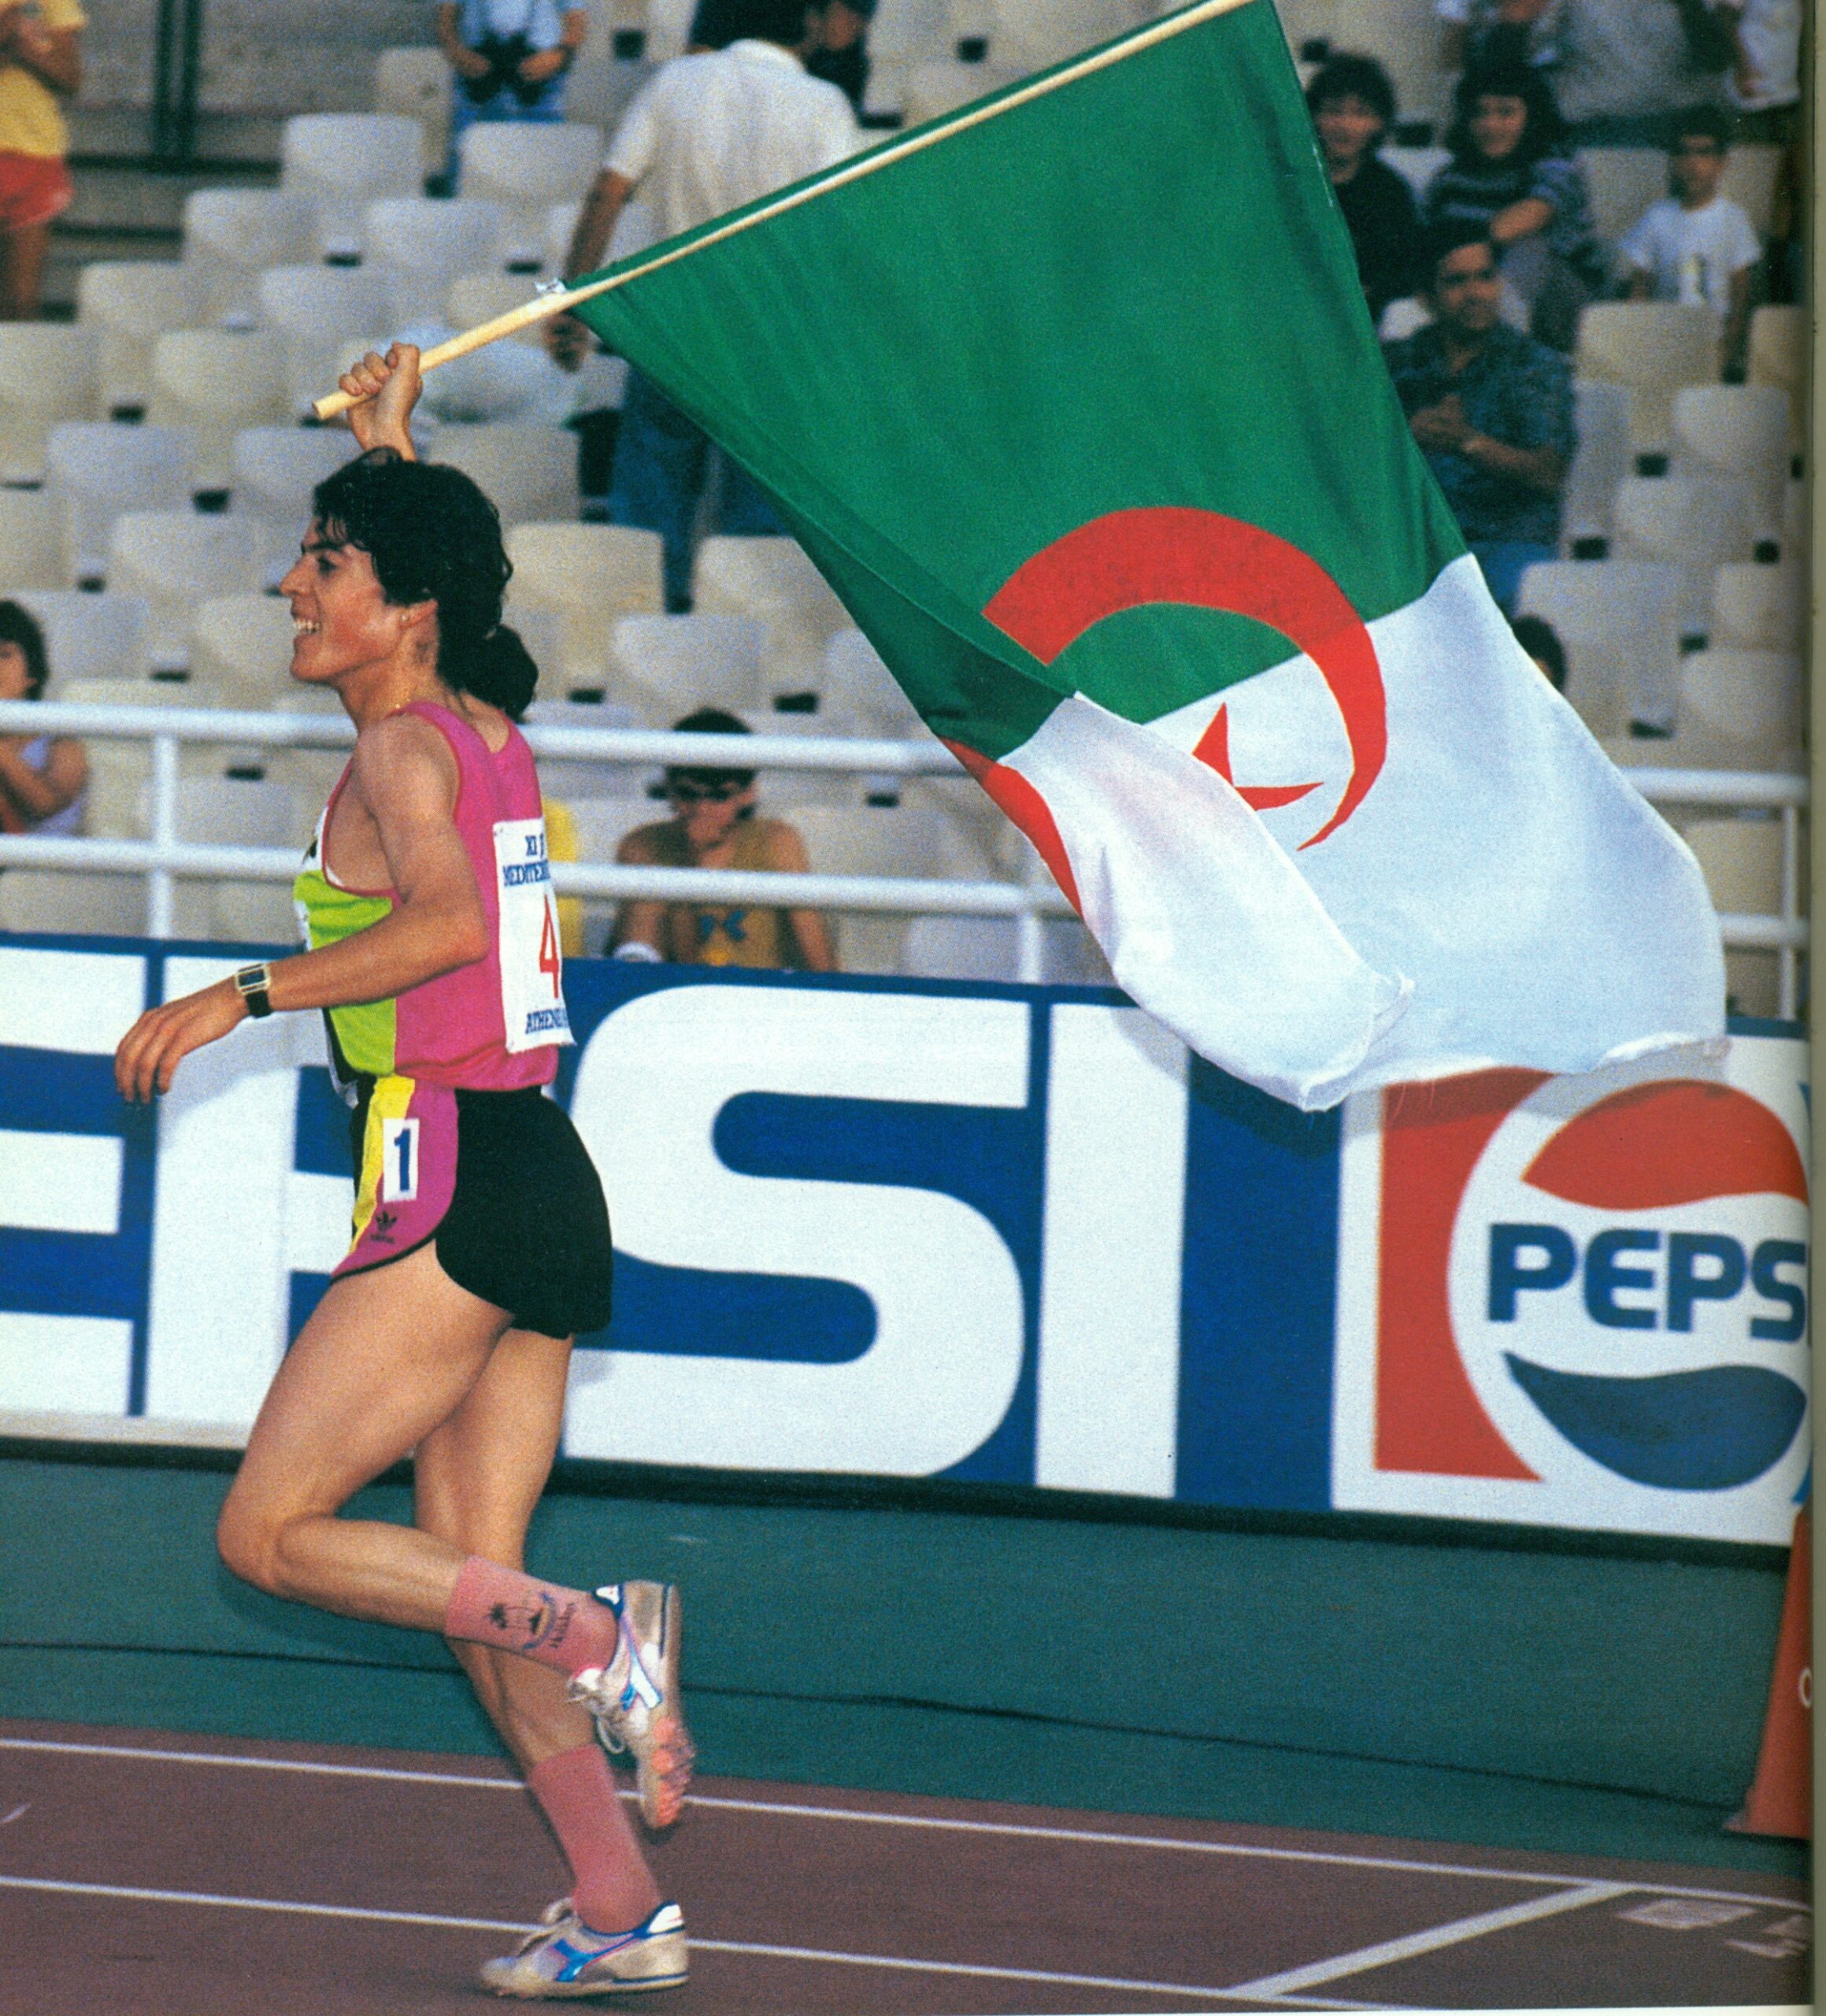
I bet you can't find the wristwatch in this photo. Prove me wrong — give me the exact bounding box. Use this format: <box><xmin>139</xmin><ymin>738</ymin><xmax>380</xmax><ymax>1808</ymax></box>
<box><xmin>233</xmin><ymin>963</ymin><xmax>275</xmax><ymax>1019</ymax></box>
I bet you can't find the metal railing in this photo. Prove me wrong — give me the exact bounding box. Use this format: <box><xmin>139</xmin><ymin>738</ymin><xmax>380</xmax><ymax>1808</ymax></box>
<box><xmin>0</xmin><ymin>699</ymin><xmax>1808</xmax><ymax>1009</ymax></box>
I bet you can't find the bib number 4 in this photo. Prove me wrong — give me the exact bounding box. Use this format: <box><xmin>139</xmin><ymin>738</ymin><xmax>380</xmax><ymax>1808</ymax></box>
<box><xmin>494</xmin><ymin>817</ymin><xmax>573</xmax><ymax>1054</ymax></box>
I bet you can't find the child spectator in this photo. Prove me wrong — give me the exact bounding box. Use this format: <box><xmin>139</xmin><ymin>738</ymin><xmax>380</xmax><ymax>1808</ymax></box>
<box><xmin>0</xmin><ymin>0</ymin><xmax>82</xmax><ymax>321</ymax></box>
<box><xmin>0</xmin><ymin>599</ymin><xmax>85</xmax><ymax>835</ymax></box>
<box><xmin>1619</xmin><ymin>106</ymin><xmax>1760</xmax><ymax>376</ymax></box>
<box><xmin>1422</xmin><ymin>58</ymin><xmax>1603</xmax><ymax>349</ymax></box>
<box><xmin>1306</xmin><ymin>54</ymin><xmax>1423</xmax><ymax>326</ymax></box>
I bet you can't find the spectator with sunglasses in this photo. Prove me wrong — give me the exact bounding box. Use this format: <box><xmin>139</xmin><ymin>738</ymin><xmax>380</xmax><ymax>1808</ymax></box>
<box><xmin>609</xmin><ymin>708</ymin><xmax>836</xmax><ymax>969</ymax></box>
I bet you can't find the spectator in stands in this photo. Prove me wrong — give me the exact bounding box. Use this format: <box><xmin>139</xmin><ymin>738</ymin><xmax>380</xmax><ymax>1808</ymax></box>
<box><xmin>1438</xmin><ymin>0</ymin><xmax>1565</xmax><ymax>78</ymax></box>
<box><xmin>1421</xmin><ymin>60</ymin><xmax>1602</xmax><ymax>350</ymax></box>
<box><xmin>548</xmin><ymin>0</ymin><xmax>861</xmax><ymax>610</ymax></box>
<box><xmin>1549</xmin><ymin>0</ymin><xmax>1730</xmax><ymax>146</ymax></box>
<box><xmin>435</xmin><ymin>0</ymin><xmax>589</xmax><ymax>186</ymax></box>
<box><xmin>0</xmin><ymin>0</ymin><xmax>80</xmax><ymax>320</ymax></box>
<box><xmin>610</xmin><ymin>708</ymin><xmax>836</xmax><ymax>969</ymax></box>
<box><xmin>1306</xmin><ymin>54</ymin><xmax>1422</xmax><ymax>327</ymax></box>
<box><xmin>1384</xmin><ymin>224</ymin><xmax>1574</xmax><ymax>615</ymax></box>
<box><xmin>1619</xmin><ymin>106</ymin><xmax>1761</xmax><ymax>377</ymax></box>
<box><xmin>1712</xmin><ymin>0</ymin><xmax>1799</xmax><ymax>139</ymax></box>
<box><xmin>806</xmin><ymin>2</ymin><xmax>874</xmax><ymax>110</ymax></box>
<box><xmin>1510</xmin><ymin>612</ymin><xmax>1568</xmax><ymax>688</ymax></box>
<box><xmin>0</xmin><ymin>599</ymin><xmax>85</xmax><ymax>835</ymax></box>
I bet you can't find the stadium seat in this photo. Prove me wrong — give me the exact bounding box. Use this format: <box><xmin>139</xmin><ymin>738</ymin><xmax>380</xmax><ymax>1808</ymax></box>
<box><xmin>446</xmin><ymin>271</ymin><xmax>550</xmax><ymax>343</ymax></box>
<box><xmin>691</xmin><ymin>536</ymin><xmax>852</xmax><ymax>695</ymax></box>
<box><xmin>1676</xmin><ymin>648</ymin><xmax>1804</xmax><ymax>769</ymax></box>
<box><xmin>0</xmin><ymin>490</ymin><xmax>66</xmax><ymax>594</ymax></box>
<box><xmin>782</xmin><ymin>802</ymin><xmax>999</xmax><ymax>973</ymax></box>
<box><xmin>1514</xmin><ymin>558</ymin><xmax>1682</xmax><ymax>736</ymax></box>
<box><xmin>146</xmin><ymin>331</ymin><xmax>291</xmax><ymax>491</ymax></box>
<box><xmin>978</xmin><ymin>0</ymin><xmax>1150</xmax><ymax>69</ymax></box>
<box><xmin>361</xmin><ymin>197</ymin><xmax>509</xmax><ymax>323</ymax></box>
<box><xmin>642</xmin><ymin>0</ymin><xmax>696</xmax><ymax>63</ymax></box>
<box><xmin>902</xmin><ymin>59</ymin><xmax>1023</xmax><ymax>125</ymax></box>
<box><xmin>1573</xmin><ymin>302</ymin><xmax>1719</xmax><ymax>454</ymax></box>
<box><xmin>1669</xmin><ymin>384</ymin><xmax>1790</xmax><ymax>543</ymax></box>
<box><xmin>229</xmin><ymin>425</ymin><xmax>363</xmax><ymax>585</ymax></box>
<box><xmin>1710</xmin><ymin>561</ymin><xmax>1804</xmax><ymax>651</ymax></box>
<box><xmin>902</xmin><ymin>911</ymin><xmax>1112</xmax><ymax>984</ymax></box>
<box><xmin>106</xmin><ymin>513</ymin><xmax>266</xmax><ymax>672</ymax></box>
<box><xmin>1782</xmin><ymin>475</ymin><xmax>1805</xmax><ymax>557</ymax></box>
<box><xmin>264</xmin><ymin>683</ymin><xmax>350</xmax><ymax>806</ymax></box>
<box><xmin>427</xmin><ymin>421</ymin><xmax>580</xmax><ymax>525</ymax></box>
<box><xmin>44</xmin><ymin>423</ymin><xmax>199</xmax><ymax>587</ymax></box>
<box><xmin>188</xmin><ymin>595</ymin><xmax>298</xmax><ymax>708</ymax></box>
<box><xmin>0</xmin><ymin>325</ymin><xmax>99</xmax><ymax>484</ymax></box>
<box><xmin>282</xmin><ymin>113</ymin><xmax>425</xmax><ymax>260</ymax></box>
<box><xmin>608</xmin><ymin>613</ymin><xmax>769</xmax><ymax>714</ymax></box>
<box><xmin>76</xmin><ymin>261</ymin><xmax>209</xmax><ymax>414</ymax></box>
<box><xmin>1574</xmin><ymin>147</ymin><xmax>1667</xmax><ymax>246</ymax></box>
<box><xmin>257</xmin><ymin>265</ymin><xmax>399</xmax><ymax>417</ymax></box>
<box><xmin>1718</xmin><ymin>143</ymin><xmax>1783</xmax><ymax>238</ymax></box>
<box><xmin>1746</xmin><ymin>305</ymin><xmax>1805</xmax><ymax>448</ymax></box>
<box><xmin>1561</xmin><ymin>379</ymin><xmax>1632</xmax><ymax>552</ymax></box>
<box><xmin>1327</xmin><ymin>0</ymin><xmax>1450</xmax><ymax>133</ymax></box>
<box><xmin>373</xmin><ymin>46</ymin><xmax>453</xmax><ymax>183</ymax></box>
<box><xmin>506</xmin><ymin>523</ymin><xmax>665</xmax><ymax>691</ymax></box>
<box><xmin>17</xmin><ymin>591</ymin><xmax>153</xmax><ymax>690</ymax></box>
<box><xmin>458</xmin><ymin>124</ymin><xmax>605</xmax><ymax>269</ymax></box>
<box><xmin>1611</xmin><ymin>474</ymin><xmax>1754</xmax><ymax>638</ymax></box>
<box><xmin>157</xmin><ymin>775</ymin><xmax>308</xmax><ymax>939</ymax></box>
<box><xmin>1683</xmin><ymin>812</ymin><xmax>1787</xmax><ymax>1020</ymax></box>
<box><xmin>821</xmin><ymin>628</ymin><xmax>924</xmax><ymax>735</ymax></box>
<box><xmin>0</xmin><ymin>869</ymin><xmax>149</xmax><ymax>936</ymax></box>
<box><xmin>55</xmin><ymin>673</ymin><xmax>231</xmax><ymax>839</ymax></box>
<box><xmin>1383</xmin><ymin>146</ymin><xmax>1450</xmax><ymax>201</ymax></box>
<box><xmin>522</xmin><ymin>698</ymin><xmax>653</xmax><ymax>799</ymax></box>
<box><xmin>180</xmin><ymin>189</ymin><xmax>320</xmax><ymax>326</ymax></box>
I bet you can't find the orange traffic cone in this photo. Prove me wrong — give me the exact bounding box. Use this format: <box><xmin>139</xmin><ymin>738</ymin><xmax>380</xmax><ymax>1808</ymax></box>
<box><xmin>1728</xmin><ymin>1503</ymin><xmax>1811</xmax><ymax>1839</ymax></box>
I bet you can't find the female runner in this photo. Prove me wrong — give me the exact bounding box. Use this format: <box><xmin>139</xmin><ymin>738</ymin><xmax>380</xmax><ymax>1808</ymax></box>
<box><xmin>113</xmin><ymin>344</ymin><xmax>692</xmax><ymax>2001</ymax></box>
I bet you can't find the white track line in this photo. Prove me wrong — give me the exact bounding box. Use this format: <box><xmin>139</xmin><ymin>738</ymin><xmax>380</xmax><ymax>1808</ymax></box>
<box><xmin>0</xmin><ymin>1873</ymin><xmax>1392</xmax><ymax>2007</ymax></box>
<box><xmin>0</xmin><ymin>1736</ymin><xmax>1807</xmax><ymax>1910</ymax></box>
<box><xmin>1228</xmin><ymin>1881</ymin><xmax>1635</xmax><ymax>1997</ymax></box>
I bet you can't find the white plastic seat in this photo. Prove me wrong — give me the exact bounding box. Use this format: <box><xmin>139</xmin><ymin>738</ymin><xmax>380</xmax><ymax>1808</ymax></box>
<box><xmin>1710</xmin><ymin>561</ymin><xmax>1803</xmax><ymax>650</ymax></box>
<box><xmin>782</xmin><ymin>803</ymin><xmax>998</xmax><ymax>973</ymax></box>
<box><xmin>1746</xmin><ymin>305</ymin><xmax>1804</xmax><ymax>446</ymax></box>
<box><xmin>106</xmin><ymin>513</ymin><xmax>266</xmax><ymax>672</ymax></box>
<box><xmin>161</xmin><ymin>775</ymin><xmax>308</xmax><ymax>941</ymax></box>
<box><xmin>17</xmin><ymin>591</ymin><xmax>152</xmax><ymax>689</ymax></box>
<box><xmin>1669</xmin><ymin>384</ymin><xmax>1791</xmax><ymax>543</ymax></box>
<box><xmin>361</xmin><ymin>197</ymin><xmax>508</xmax><ymax>322</ymax></box>
<box><xmin>76</xmin><ymin>261</ymin><xmax>210</xmax><ymax>413</ymax></box>
<box><xmin>458</xmin><ymin>123</ymin><xmax>605</xmax><ymax>268</ymax></box>
<box><xmin>1718</xmin><ymin>144</ymin><xmax>1782</xmax><ymax>238</ymax></box>
<box><xmin>558</xmin><ymin>791</ymin><xmax>665</xmax><ymax>861</ymax></box>
<box><xmin>1383</xmin><ymin>146</ymin><xmax>1450</xmax><ymax>201</ymax></box>
<box><xmin>1562</xmin><ymin>379</ymin><xmax>1632</xmax><ymax>550</ymax></box>
<box><xmin>641</xmin><ymin>0</ymin><xmax>696</xmax><ymax>62</ymax></box>
<box><xmin>608</xmin><ymin>613</ymin><xmax>769</xmax><ymax>714</ymax></box>
<box><xmin>1676</xmin><ymin>649</ymin><xmax>1804</xmax><ymax>767</ymax></box>
<box><xmin>1572</xmin><ymin>147</ymin><xmax>1665</xmax><ymax>247</ymax></box>
<box><xmin>447</xmin><ymin>270</ymin><xmax>550</xmax><ymax>344</ymax></box>
<box><xmin>188</xmin><ymin>595</ymin><xmax>298</xmax><ymax>707</ymax></box>
<box><xmin>902</xmin><ymin>60</ymin><xmax>1023</xmax><ymax>125</ymax></box>
<box><xmin>180</xmin><ymin>189</ymin><xmax>320</xmax><ymax>326</ymax></box>
<box><xmin>427</xmin><ymin>420</ymin><xmax>579</xmax><ymax>526</ymax></box>
<box><xmin>146</xmin><ymin>331</ymin><xmax>291</xmax><ymax>491</ymax></box>
<box><xmin>229</xmin><ymin>424</ymin><xmax>363</xmax><ymax>584</ymax></box>
<box><xmin>979</xmin><ymin>0</ymin><xmax>1148</xmax><ymax>68</ymax></box>
<box><xmin>522</xmin><ymin>698</ymin><xmax>652</xmax><ymax>799</ymax></box>
<box><xmin>281</xmin><ymin>113</ymin><xmax>425</xmax><ymax>260</ymax></box>
<box><xmin>373</xmin><ymin>46</ymin><xmax>453</xmax><ymax>182</ymax></box>
<box><xmin>54</xmin><ymin>674</ymin><xmax>231</xmax><ymax>839</ymax></box>
<box><xmin>505</xmin><ymin>522</ymin><xmax>664</xmax><ymax>693</ymax></box>
<box><xmin>820</xmin><ymin>628</ymin><xmax>924</xmax><ymax>735</ymax></box>
<box><xmin>404</xmin><ymin>310</ymin><xmax>577</xmax><ymax>424</ymax></box>
<box><xmin>0</xmin><ymin>325</ymin><xmax>100</xmax><ymax>484</ymax></box>
<box><xmin>0</xmin><ymin>490</ymin><xmax>65</xmax><ymax>593</ymax></box>
<box><xmin>0</xmin><ymin>870</ymin><xmax>149</xmax><ymax>936</ymax></box>
<box><xmin>256</xmin><ymin>264</ymin><xmax>399</xmax><ymax>417</ymax></box>
<box><xmin>1514</xmin><ymin>558</ymin><xmax>1683</xmax><ymax>736</ymax></box>
<box><xmin>1324</xmin><ymin>0</ymin><xmax>1450</xmax><ymax>132</ymax></box>
<box><xmin>1683</xmin><ymin>810</ymin><xmax>1787</xmax><ymax>1021</ymax></box>
<box><xmin>1611</xmin><ymin>474</ymin><xmax>1754</xmax><ymax>637</ymax></box>
<box><xmin>1573</xmin><ymin>302</ymin><xmax>1720</xmax><ymax>454</ymax></box>
<box><xmin>44</xmin><ymin>423</ymin><xmax>199</xmax><ymax>588</ymax></box>
<box><xmin>691</xmin><ymin>536</ymin><xmax>851</xmax><ymax>695</ymax></box>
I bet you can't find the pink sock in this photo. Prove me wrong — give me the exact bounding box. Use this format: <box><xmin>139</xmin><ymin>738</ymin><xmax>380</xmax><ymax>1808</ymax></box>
<box><xmin>443</xmin><ymin>1557</ymin><xmax>620</xmax><ymax>1677</ymax></box>
<box><xmin>528</xmin><ymin>1744</ymin><xmax>665</xmax><ymax>1933</ymax></box>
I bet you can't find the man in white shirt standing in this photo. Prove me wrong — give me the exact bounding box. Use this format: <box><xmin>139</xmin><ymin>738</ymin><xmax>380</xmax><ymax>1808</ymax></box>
<box><xmin>549</xmin><ymin>0</ymin><xmax>861</xmax><ymax>607</ymax></box>
<box><xmin>1619</xmin><ymin>106</ymin><xmax>1761</xmax><ymax>376</ymax></box>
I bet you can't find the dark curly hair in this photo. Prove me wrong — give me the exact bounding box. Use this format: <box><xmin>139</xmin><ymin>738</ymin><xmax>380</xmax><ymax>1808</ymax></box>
<box><xmin>1305</xmin><ymin>53</ymin><xmax>1397</xmax><ymax>132</ymax></box>
<box><xmin>0</xmin><ymin>598</ymin><xmax>50</xmax><ymax>700</ymax></box>
<box><xmin>1446</xmin><ymin>59</ymin><xmax>1566</xmax><ymax>169</ymax></box>
<box><xmin>310</xmin><ymin>448</ymin><xmax>536</xmax><ymax>719</ymax></box>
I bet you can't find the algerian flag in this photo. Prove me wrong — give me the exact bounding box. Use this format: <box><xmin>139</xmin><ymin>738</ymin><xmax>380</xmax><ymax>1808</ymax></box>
<box><xmin>569</xmin><ymin>0</ymin><xmax>1724</xmax><ymax>1110</ymax></box>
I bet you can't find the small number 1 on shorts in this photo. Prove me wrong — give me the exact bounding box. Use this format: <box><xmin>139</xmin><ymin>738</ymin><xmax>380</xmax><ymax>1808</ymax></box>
<box><xmin>383</xmin><ymin>1117</ymin><xmax>420</xmax><ymax>1202</ymax></box>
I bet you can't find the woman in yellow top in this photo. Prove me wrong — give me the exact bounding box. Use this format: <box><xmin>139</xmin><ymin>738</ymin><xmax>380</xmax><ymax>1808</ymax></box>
<box><xmin>610</xmin><ymin>707</ymin><xmax>837</xmax><ymax>970</ymax></box>
<box><xmin>0</xmin><ymin>0</ymin><xmax>81</xmax><ymax>320</ymax></box>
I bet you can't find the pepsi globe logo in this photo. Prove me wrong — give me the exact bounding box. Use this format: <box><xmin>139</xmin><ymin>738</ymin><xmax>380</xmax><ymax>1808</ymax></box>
<box><xmin>1447</xmin><ymin>1051</ymin><xmax>1809</xmax><ymax>1515</ymax></box>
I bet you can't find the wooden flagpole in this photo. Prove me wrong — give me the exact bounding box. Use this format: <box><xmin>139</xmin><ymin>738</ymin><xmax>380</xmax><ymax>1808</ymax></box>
<box><xmin>313</xmin><ymin>0</ymin><xmax>1258</xmax><ymax>421</ymax></box>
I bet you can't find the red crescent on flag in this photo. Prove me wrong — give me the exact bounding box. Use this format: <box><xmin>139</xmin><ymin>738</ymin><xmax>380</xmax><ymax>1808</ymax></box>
<box><xmin>982</xmin><ymin>507</ymin><xmax>1387</xmax><ymax>849</ymax></box>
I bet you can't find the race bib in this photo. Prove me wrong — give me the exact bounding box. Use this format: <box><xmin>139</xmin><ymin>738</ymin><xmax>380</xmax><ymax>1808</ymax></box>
<box><xmin>494</xmin><ymin>817</ymin><xmax>572</xmax><ymax>1054</ymax></box>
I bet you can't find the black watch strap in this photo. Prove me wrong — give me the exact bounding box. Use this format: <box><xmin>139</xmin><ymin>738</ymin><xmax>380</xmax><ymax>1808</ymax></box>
<box><xmin>234</xmin><ymin>963</ymin><xmax>274</xmax><ymax>1019</ymax></box>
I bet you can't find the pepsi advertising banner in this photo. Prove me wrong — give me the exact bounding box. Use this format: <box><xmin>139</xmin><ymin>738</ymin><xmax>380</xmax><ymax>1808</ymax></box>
<box><xmin>0</xmin><ymin>936</ymin><xmax>1807</xmax><ymax>1546</ymax></box>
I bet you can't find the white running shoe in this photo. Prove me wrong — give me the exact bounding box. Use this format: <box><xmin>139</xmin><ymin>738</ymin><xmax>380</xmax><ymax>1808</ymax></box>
<box><xmin>566</xmin><ymin>1581</ymin><xmax>694</xmax><ymax>1828</ymax></box>
<box><xmin>480</xmin><ymin>1899</ymin><xmax>687</xmax><ymax>1999</ymax></box>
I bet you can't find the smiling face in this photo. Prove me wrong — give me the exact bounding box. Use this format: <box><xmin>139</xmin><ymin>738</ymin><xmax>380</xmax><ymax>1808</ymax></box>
<box><xmin>279</xmin><ymin>523</ymin><xmax>423</xmax><ymax>691</ymax></box>
<box><xmin>1428</xmin><ymin>239</ymin><xmax>1504</xmax><ymax>338</ymax></box>
<box><xmin>1469</xmin><ymin>91</ymin><xmax>1529</xmax><ymax>161</ymax></box>
<box><xmin>1314</xmin><ymin>91</ymin><xmax>1384</xmax><ymax>175</ymax></box>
